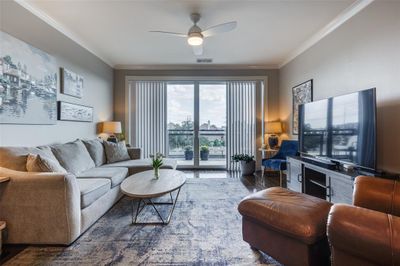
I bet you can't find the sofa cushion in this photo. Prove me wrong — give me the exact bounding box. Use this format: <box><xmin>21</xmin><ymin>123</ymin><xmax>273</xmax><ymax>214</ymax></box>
<box><xmin>51</xmin><ymin>140</ymin><xmax>95</xmax><ymax>175</ymax></box>
<box><xmin>77</xmin><ymin>167</ymin><xmax>128</xmax><ymax>188</ymax></box>
<box><xmin>77</xmin><ymin>178</ymin><xmax>111</xmax><ymax>209</ymax></box>
<box><xmin>82</xmin><ymin>139</ymin><xmax>107</xmax><ymax>167</ymax></box>
<box><xmin>103</xmin><ymin>141</ymin><xmax>130</xmax><ymax>163</ymax></box>
<box><xmin>26</xmin><ymin>154</ymin><xmax>67</xmax><ymax>173</ymax></box>
<box><xmin>102</xmin><ymin>158</ymin><xmax>177</xmax><ymax>175</ymax></box>
<box><xmin>0</xmin><ymin>146</ymin><xmax>58</xmax><ymax>171</ymax></box>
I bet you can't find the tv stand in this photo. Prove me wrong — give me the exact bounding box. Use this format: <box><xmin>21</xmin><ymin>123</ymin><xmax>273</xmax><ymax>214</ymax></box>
<box><xmin>301</xmin><ymin>156</ymin><xmax>337</xmax><ymax>170</ymax></box>
<box><xmin>287</xmin><ymin>156</ymin><xmax>357</xmax><ymax>204</ymax></box>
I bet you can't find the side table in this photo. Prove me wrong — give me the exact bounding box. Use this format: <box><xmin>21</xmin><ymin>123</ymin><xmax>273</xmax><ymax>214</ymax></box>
<box><xmin>0</xmin><ymin>176</ymin><xmax>10</xmax><ymax>257</ymax></box>
<box><xmin>258</xmin><ymin>148</ymin><xmax>278</xmax><ymax>159</ymax></box>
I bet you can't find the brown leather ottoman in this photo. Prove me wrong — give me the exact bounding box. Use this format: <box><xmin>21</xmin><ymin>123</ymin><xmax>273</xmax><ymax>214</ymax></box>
<box><xmin>238</xmin><ymin>187</ymin><xmax>333</xmax><ymax>266</ymax></box>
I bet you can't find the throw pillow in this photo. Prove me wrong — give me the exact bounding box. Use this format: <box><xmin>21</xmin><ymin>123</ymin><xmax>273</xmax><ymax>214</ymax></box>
<box><xmin>104</xmin><ymin>141</ymin><xmax>130</xmax><ymax>163</ymax></box>
<box><xmin>26</xmin><ymin>154</ymin><xmax>67</xmax><ymax>173</ymax></box>
<box><xmin>82</xmin><ymin>138</ymin><xmax>107</xmax><ymax>166</ymax></box>
<box><xmin>51</xmin><ymin>139</ymin><xmax>95</xmax><ymax>175</ymax></box>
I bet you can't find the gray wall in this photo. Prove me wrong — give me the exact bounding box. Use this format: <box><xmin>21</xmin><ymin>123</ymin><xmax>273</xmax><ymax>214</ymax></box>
<box><xmin>114</xmin><ymin>68</ymin><xmax>280</xmax><ymax>127</ymax></box>
<box><xmin>0</xmin><ymin>1</ymin><xmax>114</xmax><ymax>146</ymax></box>
<box><xmin>279</xmin><ymin>1</ymin><xmax>400</xmax><ymax>172</ymax></box>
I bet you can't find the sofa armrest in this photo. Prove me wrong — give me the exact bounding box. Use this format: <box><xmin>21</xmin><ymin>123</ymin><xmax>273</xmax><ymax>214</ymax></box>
<box><xmin>353</xmin><ymin>176</ymin><xmax>400</xmax><ymax>216</ymax></box>
<box><xmin>0</xmin><ymin>167</ymin><xmax>81</xmax><ymax>244</ymax></box>
<box><xmin>327</xmin><ymin>204</ymin><xmax>400</xmax><ymax>266</ymax></box>
<box><xmin>127</xmin><ymin>147</ymin><xmax>141</xmax><ymax>160</ymax></box>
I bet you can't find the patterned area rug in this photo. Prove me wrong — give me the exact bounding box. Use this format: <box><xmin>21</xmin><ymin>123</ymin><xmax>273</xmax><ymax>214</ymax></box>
<box><xmin>4</xmin><ymin>178</ymin><xmax>281</xmax><ymax>265</ymax></box>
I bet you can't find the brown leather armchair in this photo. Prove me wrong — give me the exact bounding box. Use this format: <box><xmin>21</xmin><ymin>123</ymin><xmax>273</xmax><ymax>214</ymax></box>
<box><xmin>327</xmin><ymin>176</ymin><xmax>400</xmax><ymax>266</ymax></box>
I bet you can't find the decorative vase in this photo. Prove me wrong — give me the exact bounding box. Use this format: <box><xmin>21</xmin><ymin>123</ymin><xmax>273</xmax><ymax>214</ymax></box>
<box><xmin>154</xmin><ymin>167</ymin><xmax>160</xmax><ymax>179</ymax></box>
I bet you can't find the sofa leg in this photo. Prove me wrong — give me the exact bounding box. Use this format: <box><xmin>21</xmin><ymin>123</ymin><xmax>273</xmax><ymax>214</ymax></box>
<box><xmin>279</xmin><ymin>171</ymin><xmax>283</xmax><ymax>187</ymax></box>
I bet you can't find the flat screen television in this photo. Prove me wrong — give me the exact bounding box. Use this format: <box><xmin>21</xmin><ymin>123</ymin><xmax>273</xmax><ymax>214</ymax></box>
<box><xmin>299</xmin><ymin>88</ymin><xmax>377</xmax><ymax>170</ymax></box>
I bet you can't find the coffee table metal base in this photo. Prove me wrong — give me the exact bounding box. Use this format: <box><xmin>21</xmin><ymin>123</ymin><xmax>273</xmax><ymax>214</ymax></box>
<box><xmin>131</xmin><ymin>187</ymin><xmax>181</xmax><ymax>225</ymax></box>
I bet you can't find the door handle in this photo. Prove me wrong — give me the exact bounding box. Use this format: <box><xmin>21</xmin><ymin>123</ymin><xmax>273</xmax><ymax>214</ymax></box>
<box><xmin>297</xmin><ymin>173</ymin><xmax>302</xmax><ymax>182</ymax></box>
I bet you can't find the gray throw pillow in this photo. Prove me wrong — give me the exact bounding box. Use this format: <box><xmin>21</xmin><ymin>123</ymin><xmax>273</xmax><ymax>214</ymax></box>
<box><xmin>82</xmin><ymin>138</ymin><xmax>107</xmax><ymax>166</ymax></box>
<box><xmin>104</xmin><ymin>141</ymin><xmax>130</xmax><ymax>163</ymax></box>
<box><xmin>51</xmin><ymin>139</ymin><xmax>95</xmax><ymax>175</ymax></box>
<box><xmin>26</xmin><ymin>154</ymin><xmax>67</xmax><ymax>173</ymax></box>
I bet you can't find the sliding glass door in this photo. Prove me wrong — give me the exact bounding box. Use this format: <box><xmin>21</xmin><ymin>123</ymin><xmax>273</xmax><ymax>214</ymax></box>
<box><xmin>167</xmin><ymin>82</ymin><xmax>226</xmax><ymax>168</ymax></box>
<box><xmin>133</xmin><ymin>79</ymin><xmax>258</xmax><ymax>170</ymax></box>
<box><xmin>166</xmin><ymin>83</ymin><xmax>195</xmax><ymax>167</ymax></box>
<box><xmin>198</xmin><ymin>83</ymin><xmax>226</xmax><ymax>167</ymax></box>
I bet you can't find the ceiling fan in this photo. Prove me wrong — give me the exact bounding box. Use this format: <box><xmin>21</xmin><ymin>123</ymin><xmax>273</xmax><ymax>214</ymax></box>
<box><xmin>149</xmin><ymin>13</ymin><xmax>237</xmax><ymax>56</ymax></box>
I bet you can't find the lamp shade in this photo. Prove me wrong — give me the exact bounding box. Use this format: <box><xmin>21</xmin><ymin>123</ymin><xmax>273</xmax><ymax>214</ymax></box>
<box><xmin>266</xmin><ymin>121</ymin><xmax>282</xmax><ymax>134</ymax></box>
<box><xmin>102</xmin><ymin>121</ymin><xmax>122</xmax><ymax>134</ymax></box>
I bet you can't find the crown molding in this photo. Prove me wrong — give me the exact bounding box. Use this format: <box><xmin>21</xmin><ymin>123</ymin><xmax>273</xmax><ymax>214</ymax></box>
<box><xmin>278</xmin><ymin>0</ymin><xmax>374</xmax><ymax>69</ymax></box>
<box><xmin>114</xmin><ymin>64</ymin><xmax>279</xmax><ymax>70</ymax></box>
<box><xmin>14</xmin><ymin>0</ymin><xmax>114</xmax><ymax>68</ymax></box>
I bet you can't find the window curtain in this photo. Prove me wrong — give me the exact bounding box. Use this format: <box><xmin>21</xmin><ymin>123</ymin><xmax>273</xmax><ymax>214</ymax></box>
<box><xmin>226</xmin><ymin>81</ymin><xmax>256</xmax><ymax>170</ymax></box>
<box><xmin>134</xmin><ymin>81</ymin><xmax>167</xmax><ymax>158</ymax></box>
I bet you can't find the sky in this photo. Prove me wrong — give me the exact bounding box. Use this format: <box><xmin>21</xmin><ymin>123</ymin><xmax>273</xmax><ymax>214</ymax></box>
<box><xmin>167</xmin><ymin>83</ymin><xmax>226</xmax><ymax>128</ymax></box>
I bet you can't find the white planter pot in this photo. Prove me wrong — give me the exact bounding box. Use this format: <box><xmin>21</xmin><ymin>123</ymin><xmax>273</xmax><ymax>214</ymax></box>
<box><xmin>240</xmin><ymin>160</ymin><xmax>256</xmax><ymax>176</ymax></box>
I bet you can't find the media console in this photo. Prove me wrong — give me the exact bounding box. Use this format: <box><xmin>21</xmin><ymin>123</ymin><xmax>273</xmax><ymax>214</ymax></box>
<box><xmin>286</xmin><ymin>156</ymin><xmax>362</xmax><ymax>204</ymax></box>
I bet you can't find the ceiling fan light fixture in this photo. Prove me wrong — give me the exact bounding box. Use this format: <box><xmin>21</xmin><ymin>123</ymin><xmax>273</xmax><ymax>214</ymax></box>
<box><xmin>187</xmin><ymin>32</ymin><xmax>203</xmax><ymax>46</ymax></box>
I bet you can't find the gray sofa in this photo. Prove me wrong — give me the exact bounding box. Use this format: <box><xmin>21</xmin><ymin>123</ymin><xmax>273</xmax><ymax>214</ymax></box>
<box><xmin>0</xmin><ymin>139</ymin><xmax>177</xmax><ymax>245</ymax></box>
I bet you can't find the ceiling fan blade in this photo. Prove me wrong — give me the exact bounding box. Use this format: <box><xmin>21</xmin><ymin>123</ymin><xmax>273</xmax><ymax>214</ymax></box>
<box><xmin>192</xmin><ymin>45</ymin><xmax>203</xmax><ymax>56</ymax></box>
<box><xmin>202</xmin><ymin>21</ymin><xmax>237</xmax><ymax>37</ymax></box>
<box><xmin>149</xmin><ymin>31</ymin><xmax>187</xmax><ymax>37</ymax></box>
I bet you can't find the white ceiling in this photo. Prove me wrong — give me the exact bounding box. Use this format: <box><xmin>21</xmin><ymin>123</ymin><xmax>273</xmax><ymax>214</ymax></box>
<box><xmin>23</xmin><ymin>0</ymin><xmax>358</xmax><ymax>68</ymax></box>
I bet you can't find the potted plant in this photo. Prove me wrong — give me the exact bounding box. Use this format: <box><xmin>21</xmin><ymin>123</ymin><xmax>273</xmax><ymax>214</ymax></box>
<box><xmin>231</xmin><ymin>154</ymin><xmax>255</xmax><ymax>176</ymax></box>
<box><xmin>200</xmin><ymin>145</ymin><xmax>209</xmax><ymax>161</ymax></box>
<box><xmin>150</xmin><ymin>153</ymin><xmax>164</xmax><ymax>179</ymax></box>
<box><xmin>184</xmin><ymin>146</ymin><xmax>193</xmax><ymax>160</ymax></box>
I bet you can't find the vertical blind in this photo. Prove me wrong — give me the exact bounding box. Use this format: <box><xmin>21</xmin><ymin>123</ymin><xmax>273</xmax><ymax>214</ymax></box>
<box><xmin>226</xmin><ymin>81</ymin><xmax>256</xmax><ymax>170</ymax></box>
<box><xmin>135</xmin><ymin>81</ymin><xmax>167</xmax><ymax>158</ymax></box>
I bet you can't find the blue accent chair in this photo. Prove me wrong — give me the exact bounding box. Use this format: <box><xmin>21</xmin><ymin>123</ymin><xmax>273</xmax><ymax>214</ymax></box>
<box><xmin>262</xmin><ymin>140</ymin><xmax>299</xmax><ymax>186</ymax></box>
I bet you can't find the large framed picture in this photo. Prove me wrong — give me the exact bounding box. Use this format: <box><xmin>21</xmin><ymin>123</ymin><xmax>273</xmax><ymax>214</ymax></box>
<box><xmin>57</xmin><ymin>101</ymin><xmax>93</xmax><ymax>122</ymax></box>
<box><xmin>60</xmin><ymin>67</ymin><xmax>83</xmax><ymax>98</ymax></box>
<box><xmin>292</xmin><ymin>79</ymin><xmax>313</xmax><ymax>135</ymax></box>
<box><xmin>0</xmin><ymin>31</ymin><xmax>57</xmax><ymax>124</ymax></box>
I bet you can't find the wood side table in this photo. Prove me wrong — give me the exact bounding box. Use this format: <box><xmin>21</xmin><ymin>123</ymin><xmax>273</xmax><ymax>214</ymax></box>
<box><xmin>259</xmin><ymin>148</ymin><xmax>278</xmax><ymax>159</ymax></box>
<box><xmin>0</xmin><ymin>176</ymin><xmax>10</xmax><ymax>257</ymax></box>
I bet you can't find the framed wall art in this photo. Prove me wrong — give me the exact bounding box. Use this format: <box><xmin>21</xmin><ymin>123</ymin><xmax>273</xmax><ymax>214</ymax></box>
<box><xmin>292</xmin><ymin>79</ymin><xmax>313</xmax><ymax>134</ymax></box>
<box><xmin>57</xmin><ymin>101</ymin><xmax>93</xmax><ymax>122</ymax></box>
<box><xmin>0</xmin><ymin>31</ymin><xmax>57</xmax><ymax>124</ymax></box>
<box><xmin>60</xmin><ymin>67</ymin><xmax>83</xmax><ymax>98</ymax></box>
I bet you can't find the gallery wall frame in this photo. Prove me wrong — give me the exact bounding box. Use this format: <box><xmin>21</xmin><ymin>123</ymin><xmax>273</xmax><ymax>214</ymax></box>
<box><xmin>57</xmin><ymin>101</ymin><xmax>93</xmax><ymax>122</ymax></box>
<box><xmin>0</xmin><ymin>31</ymin><xmax>57</xmax><ymax>124</ymax></box>
<box><xmin>292</xmin><ymin>79</ymin><xmax>313</xmax><ymax>135</ymax></box>
<box><xmin>60</xmin><ymin>67</ymin><xmax>83</xmax><ymax>98</ymax></box>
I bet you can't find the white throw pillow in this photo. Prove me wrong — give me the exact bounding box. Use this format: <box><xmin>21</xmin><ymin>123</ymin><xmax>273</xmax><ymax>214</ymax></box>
<box><xmin>26</xmin><ymin>154</ymin><xmax>67</xmax><ymax>173</ymax></box>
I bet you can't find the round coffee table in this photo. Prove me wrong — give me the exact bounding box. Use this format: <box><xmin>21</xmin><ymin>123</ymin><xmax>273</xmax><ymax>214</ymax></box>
<box><xmin>121</xmin><ymin>169</ymin><xmax>186</xmax><ymax>225</ymax></box>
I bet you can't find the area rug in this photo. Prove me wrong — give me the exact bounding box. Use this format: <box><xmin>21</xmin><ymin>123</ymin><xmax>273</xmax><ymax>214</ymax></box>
<box><xmin>4</xmin><ymin>178</ymin><xmax>281</xmax><ymax>265</ymax></box>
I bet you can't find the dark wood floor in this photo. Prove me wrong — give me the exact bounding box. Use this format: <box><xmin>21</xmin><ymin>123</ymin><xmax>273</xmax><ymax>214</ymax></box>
<box><xmin>0</xmin><ymin>169</ymin><xmax>283</xmax><ymax>264</ymax></box>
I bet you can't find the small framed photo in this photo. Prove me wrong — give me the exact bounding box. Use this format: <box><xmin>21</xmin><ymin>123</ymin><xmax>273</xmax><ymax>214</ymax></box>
<box><xmin>57</xmin><ymin>101</ymin><xmax>93</xmax><ymax>122</ymax></box>
<box><xmin>60</xmin><ymin>67</ymin><xmax>83</xmax><ymax>98</ymax></box>
<box><xmin>292</xmin><ymin>79</ymin><xmax>313</xmax><ymax>135</ymax></box>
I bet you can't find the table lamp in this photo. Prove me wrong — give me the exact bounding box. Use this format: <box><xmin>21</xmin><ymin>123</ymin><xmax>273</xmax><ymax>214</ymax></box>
<box><xmin>266</xmin><ymin>121</ymin><xmax>282</xmax><ymax>149</ymax></box>
<box><xmin>103</xmin><ymin>121</ymin><xmax>122</xmax><ymax>143</ymax></box>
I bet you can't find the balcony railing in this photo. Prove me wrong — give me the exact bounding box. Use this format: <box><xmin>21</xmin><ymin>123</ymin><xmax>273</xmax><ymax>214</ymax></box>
<box><xmin>168</xmin><ymin>129</ymin><xmax>226</xmax><ymax>159</ymax></box>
